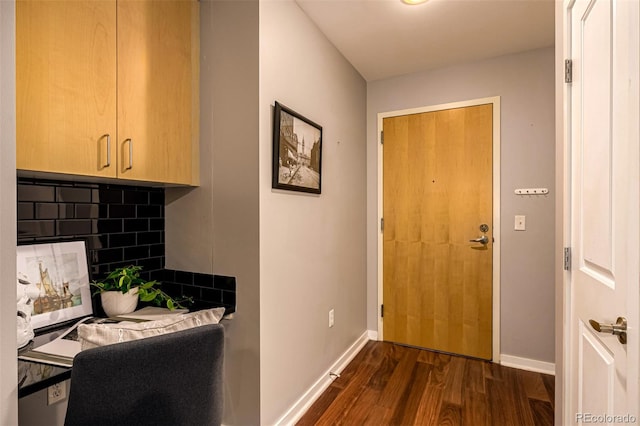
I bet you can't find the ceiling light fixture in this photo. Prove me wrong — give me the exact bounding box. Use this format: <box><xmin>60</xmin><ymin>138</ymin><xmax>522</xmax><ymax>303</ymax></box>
<box><xmin>401</xmin><ymin>0</ymin><xmax>429</xmax><ymax>5</ymax></box>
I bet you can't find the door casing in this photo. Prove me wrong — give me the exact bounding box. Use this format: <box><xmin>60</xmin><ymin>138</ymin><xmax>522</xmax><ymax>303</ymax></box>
<box><xmin>377</xmin><ymin>96</ymin><xmax>501</xmax><ymax>362</ymax></box>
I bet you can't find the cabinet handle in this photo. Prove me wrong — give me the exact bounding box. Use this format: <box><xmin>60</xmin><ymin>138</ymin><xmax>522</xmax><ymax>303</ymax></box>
<box><xmin>102</xmin><ymin>134</ymin><xmax>111</xmax><ymax>168</ymax></box>
<box><xmin>125</xmin><ymin>138</ymin><xmax>133</xmax><ymax>170</ymax></box>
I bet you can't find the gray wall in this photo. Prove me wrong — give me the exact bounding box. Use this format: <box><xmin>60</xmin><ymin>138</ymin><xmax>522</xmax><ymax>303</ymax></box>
<box><xmin>167</xmin><ymin>2</ymin><xmax>367</xmax><ymax>424</ymax></box>
<box><xmin>258</xmin><ymin>1</ymin><xmax>367</xmax><ymax>424</ymax></box>
<box><xmin>367</xmin><ymin>47</ymin><xmax>556</xmax><ymax>363</ymax></box>
<box><xmin>1</xmin><ymin>0</ymin><xmax>17</xmax><ymax>423</ymax></box>
<box><xmin>165</xmin><ymin>0</ymin><xmax>261</xmax><ymax>424</ymax></box>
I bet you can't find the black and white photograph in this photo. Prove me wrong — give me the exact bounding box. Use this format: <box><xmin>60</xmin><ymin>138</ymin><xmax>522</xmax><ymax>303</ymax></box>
<box><xmin>272</xmin><ymin>101</ymin><xmax>322</xmax><ymax>194</ymax></box>
<box><xmin>17</xmin><ymin>240</ymin><xmax>92</xmax><ymax>330</ymax></box>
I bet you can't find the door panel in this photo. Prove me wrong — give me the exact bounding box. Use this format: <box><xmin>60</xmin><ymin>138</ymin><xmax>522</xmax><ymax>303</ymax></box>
<box><xmin>578</xmin><ymin>321</ymin><xmax>614</xmax><ymax>416</ymax></box>
<box><xmin>383</xmin><ymin>104</ymin><xmax>493</xmax><ymax>360</ymax></box>
<box><xmin>568</xmin><ymin>0</ymin><xmax>639</xmax><ymax>422</ymax></box>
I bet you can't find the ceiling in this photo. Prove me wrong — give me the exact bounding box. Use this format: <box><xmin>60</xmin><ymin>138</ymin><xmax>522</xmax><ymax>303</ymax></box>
<box><xmin>295</xmin><ymin>0</ymin><xmax>555</xmax><ymax>82</ymax></box>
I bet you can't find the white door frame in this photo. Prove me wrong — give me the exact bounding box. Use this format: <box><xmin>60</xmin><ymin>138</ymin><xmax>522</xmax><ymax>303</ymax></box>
<box><xmin>376</xmin><ymin>96</ymin><xmax>501</xmax><ymax>362</ymax></box>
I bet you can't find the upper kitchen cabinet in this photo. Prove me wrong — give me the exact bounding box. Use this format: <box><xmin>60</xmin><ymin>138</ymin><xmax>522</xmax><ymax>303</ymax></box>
<box><xmin>16</xmin><ymin>0</ymin><xmax>118</xmax><ymax>178</ymax></box>
<box><xmin>117</xmin><ymin>0</ymin><xmax>199</xmax><ymax>185</ymax></box>
<box><xmin>16</xmin><ymin>0</ymin><xmax>199</xmax><ymax>186</ymax></box>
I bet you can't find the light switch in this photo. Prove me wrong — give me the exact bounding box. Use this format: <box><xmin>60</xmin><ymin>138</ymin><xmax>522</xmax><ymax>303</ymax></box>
<box><xmin>515</xmin><ymin>215</ymin><xmax>526</xmax><ymax>231</ymax></box>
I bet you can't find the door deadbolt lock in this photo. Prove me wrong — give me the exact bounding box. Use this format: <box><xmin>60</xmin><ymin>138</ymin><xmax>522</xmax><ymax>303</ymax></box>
<box><xmin>479</xmin><ymin>224</ymin><xmax>489</xmax><ymax>233</ymax></box>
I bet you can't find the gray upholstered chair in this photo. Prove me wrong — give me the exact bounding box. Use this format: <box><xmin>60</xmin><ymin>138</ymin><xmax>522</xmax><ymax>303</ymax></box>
<box><xmin>64</xmin><ymin>323</ymin><xmax>224</xmax><ymax>426</ymax></box>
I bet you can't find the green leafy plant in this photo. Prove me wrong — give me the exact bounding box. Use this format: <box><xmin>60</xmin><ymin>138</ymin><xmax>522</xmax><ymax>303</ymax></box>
<box><xmin>91</xmin><ymin>265</ymin><xmax>192</xmax><ymax>310</ymax></box>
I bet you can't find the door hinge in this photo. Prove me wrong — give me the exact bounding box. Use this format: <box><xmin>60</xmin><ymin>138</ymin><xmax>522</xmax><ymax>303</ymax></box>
<box><xmin>380</xmin><ymin>130</ymin><xmax>384</xmax><ymax>144</ymax></box>
<box><xmin>565</xmin><ymin>59</ymin><xmax>573</xmax><ymax>83</ymax></box>
<box><xmin>381</xmin><ymin>304</ymin><xmax>384</xmax><ymax>318</ymax></box>
<box><xmin>564</xmin><ymin>247</ymin><xmax>572</xmax><ymax>271</ymax></box>
<box><xmin>380</xmin><ymin>218</ymin><xmax>384</xmax><ymax>232</ymax></box>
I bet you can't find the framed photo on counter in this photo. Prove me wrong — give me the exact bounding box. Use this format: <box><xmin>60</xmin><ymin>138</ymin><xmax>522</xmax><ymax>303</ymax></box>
<box><xmin>17</xmin><ymin>240</ymin><xmax>92</xmax><ymax>330</ymax></box>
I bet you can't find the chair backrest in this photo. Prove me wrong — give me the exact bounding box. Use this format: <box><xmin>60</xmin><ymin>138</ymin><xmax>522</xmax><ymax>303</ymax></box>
<box><xmin>64</xmin><ymin>323</ymin><xmax>224</xmax><ymax>426</ymax></box>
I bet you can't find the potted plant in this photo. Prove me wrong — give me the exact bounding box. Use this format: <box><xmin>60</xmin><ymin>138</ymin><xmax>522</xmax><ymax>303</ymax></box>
<box><xmin>92</xmin><ymin>265</ymin><xmax>191</xmax><ymax>317</ymax></box>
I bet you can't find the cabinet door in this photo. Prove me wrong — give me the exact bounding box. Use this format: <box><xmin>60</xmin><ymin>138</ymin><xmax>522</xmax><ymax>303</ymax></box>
<box><xmin>117</xmin><ymin>0</ymin><xmax>198</xmax><ymax>185</ymax></box>
<box><xmin>16</xmin><ymin>0</ymin><xmax>117</xmax><ymax>177</ymax></box>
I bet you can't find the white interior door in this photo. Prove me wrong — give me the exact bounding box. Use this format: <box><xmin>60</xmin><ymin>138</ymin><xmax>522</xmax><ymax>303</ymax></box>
<box><xmin>566</xmin><ymin>0</ymin><xmax>639</xmax><ymax>424</ymax></box>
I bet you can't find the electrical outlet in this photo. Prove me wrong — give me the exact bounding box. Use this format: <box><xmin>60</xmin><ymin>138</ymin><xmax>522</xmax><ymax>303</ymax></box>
<box><xmin>329</xmin><ymin>309</ymin><xmax>335</xmax><ymax>328</ymax></box>
<box><xmin>47</xmin><ymin>382</ymin><xmax>67</xmax><ymax>405</ymax></box>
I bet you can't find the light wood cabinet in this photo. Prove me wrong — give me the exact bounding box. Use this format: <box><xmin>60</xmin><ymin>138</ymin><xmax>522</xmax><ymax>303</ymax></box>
<box><xmin>16</xmin><ymin>0</ymin><xmax>199</xmax><ymax>185</ymax></box>
<box><xmin>16</xmin><ymin>0</ymin><xmax>118</xmax><ymax>178</ymax></box>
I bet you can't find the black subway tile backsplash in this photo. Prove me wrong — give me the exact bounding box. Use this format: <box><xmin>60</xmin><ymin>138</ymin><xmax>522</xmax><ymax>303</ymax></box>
<box><xmin>149</xmin><ymin>191</ymin><xmax>164</xmax><ymax>206</ymax></box>
<box><xmin>18</xmin><ymin>184</ymin><xmax>55</xmax><ymax>202</ymax></box>
<box><xmin>175</xmin><ymin>270</ymin><xmax>194</xmax><ymax>285</ymax></box>
<box><xmin>95</xmin><ymin>248</ymin><xmax>124</xmax><ymax>264</ymax></box>
<box><xmin>149</xmin><ymin>218</ymin><xmax>163</xmax><ymax>231</ymax></box>
<box><xmin>124</xmin><ymin>245</ymin><xmax>149</xmax><ymax>260</ymax></box>
<box><xmin>137</xmin><ymin>204</ymin><xmax>161</xmax><ymax>218</ymax></box>
<box><xmin>56</xmin><ymin>187</ymin><xmax>91</xmax><ymax>203</ymax></box>
<box><xmin>17</xmin><ymin>203</ymin><xmax>34</xmax><ymax>220</ymax></box>
<box><xmin>124</xmin><ymin>218</ymin><xmax>149</xmax><ymax>233</ymax></box>
<box><xmin>17</xmin><ymin>178</ymin><xmax>235</xmax><ymax>314</ymax></box>
<box><xmin>35</xmin><ymin>203</ymin><xmax>58</xmax><ymax>219</ymax></box>
<box><xmin>222</xmin><ymin>290</ymin><xmax>236</xmax><ymax>307</ymax></box>
<box><xmin>194</xmin><ymin>273</ymin><xmax>214</xmax><ymax>288</ymax></box>
<box><xmin>95</xmin><ymin>188</ymin><xmax>123</xmax><ymax>204</ymax></box>
<box><xmin>124</xmin><ymin>190</ymin><xmax>149</xmax><ymax>205</ymax></box>
<box><xmin>137</xmin><ymin>256</ymin><xmax>162</xmax><ymax>272</ymax></box>
<box><xmin>97</xmin><ymin>219</ymin><xmax>123</xmax><ymax>234</ymax></box>
<box><xmin>109</xmin><ymin>232</ymin><xmax>137</xmax><ymax>248</ymax></box>
<box><xmin>109</xmin><ymin>204</ymin><xmax>136</xmax><ymax>218</ymax></box>
<box><xmin>75</xmin><ymin>204</ymin><xmax>99</xmax><ymax>219</ymax></box>
<box><xmin>57</xmin><ymin>219</ymin><xmax>92</xmax><ymax>236</ymax></box>
<box><xmin>201</xmin><ymin>288</ymin><xmax>223</xmax><ymax>304</ymax></box>
<box><xmin>214</xmin><ymin>275</ymin><xmax>237</xmax><ymax>292</ymax></box>
<box><xmin>18</xmin><ymin>220</ymin><xmax>55</xmax><ymax>238</ymax></box>
<box><xmin>58</xmin><ymin>204</ymin><xmax>75</xmax><ymax>219</ymax></box>
<box><xmin>137</xmin><ymin>231</ymin><xmax>162</xmax><ymax>245</ymax></box>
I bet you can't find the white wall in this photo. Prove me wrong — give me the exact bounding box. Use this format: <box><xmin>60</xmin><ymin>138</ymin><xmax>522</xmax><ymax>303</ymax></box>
<box><xmin>0</xmin><ymin>1</ymin><xmax>18</xmax><ymax>423</ymax></box>
<box><xmin>166</xmin><ymin>1</ymin><xmax>261</xmax><ymax>424</ymax></box>
<box><xmin>367</xmin><ymin>47</ymin><xmax>556</xmax><ymax>363</ymax></box>
<box><xmin>259</xmin><ymin>1</ymin><xmax>367</xmax><ymax>424</ymax></box>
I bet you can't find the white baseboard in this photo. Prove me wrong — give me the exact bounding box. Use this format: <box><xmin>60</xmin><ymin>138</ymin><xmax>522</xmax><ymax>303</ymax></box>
<box><xmin>367</xmin><ymin>329</ymin><xmax>378</xmax><ymax>340</ymax></box>
<box><xmin>274</xmin><ymin>331</ymin><xmax>370</xmax><ymax>426</ymax></box>
<box><xmin>500</xmin><ymin>354</ymin><xmax>555</xmax><ymax>375</ymax></box>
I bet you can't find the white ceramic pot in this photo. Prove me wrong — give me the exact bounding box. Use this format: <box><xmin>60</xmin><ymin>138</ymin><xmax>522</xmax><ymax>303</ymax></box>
<box><xmin>100</xmin><ymin>288</ymin><xmax>139</xmax><ymax>317</ymax></box>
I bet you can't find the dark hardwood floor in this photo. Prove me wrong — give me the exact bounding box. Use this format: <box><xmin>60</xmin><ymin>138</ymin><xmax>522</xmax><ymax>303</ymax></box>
<box><xmin>297</xmin><ymin>341</ymin><xmax>554</xmax><ymax>426</ymax></box>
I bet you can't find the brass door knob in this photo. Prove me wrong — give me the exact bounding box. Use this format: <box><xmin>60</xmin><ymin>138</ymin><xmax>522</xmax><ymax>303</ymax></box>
<box><xmin>589</xmin><ymin>317</ymin><xmax>627</xmax><ymax>344</ymax></box>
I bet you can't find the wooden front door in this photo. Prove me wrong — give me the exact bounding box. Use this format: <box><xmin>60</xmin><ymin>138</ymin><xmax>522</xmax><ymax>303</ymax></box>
<box><xmin>382</xmin><ymin>104</ymin><xmax>493</xmax><ymax>360</ymax></box>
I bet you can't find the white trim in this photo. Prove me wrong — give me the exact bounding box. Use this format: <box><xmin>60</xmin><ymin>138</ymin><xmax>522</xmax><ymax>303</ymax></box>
<box><xmin>376</xmin><ymin>96</ymin><xmax>502</xmax><ymax>362</ymax></box>
<box><xmin>274</xmin><ymin>332</ymin><xmax>370</xmax><ymax>426</ymax></box>
<box><xmin>367</xmin><ymin>329</ymin><xmax>378</xmax><ymax>340</ymax></box>
<box><xmin>500</xmin><ymin>354</ymin><xmax>556</xmax><ymax>376</ymax></box>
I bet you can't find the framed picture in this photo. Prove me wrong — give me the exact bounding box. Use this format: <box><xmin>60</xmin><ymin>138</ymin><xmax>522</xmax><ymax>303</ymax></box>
<box><xmin>272</xmin><ymin>101</ymin><xmax>323</xmax><ymax>194</ymax></box>
<box><xmin>17</xmin><ymin>240</ymin><xmax>93</xmax><ymax>330</ymax></box>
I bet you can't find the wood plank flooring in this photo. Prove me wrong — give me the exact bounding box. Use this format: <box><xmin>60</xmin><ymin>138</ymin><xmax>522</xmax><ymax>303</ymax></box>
<box><xmin>297</xmin><ymin>341</ymin><xmax>554</xmax><ymax>426</ymax></box>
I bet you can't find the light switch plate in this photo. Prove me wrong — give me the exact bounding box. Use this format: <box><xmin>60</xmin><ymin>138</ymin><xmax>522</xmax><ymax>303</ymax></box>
<box><xmin>515</xmin><ymin>215</ymin><xmax>526</xmax><ymax>231</ymax></box>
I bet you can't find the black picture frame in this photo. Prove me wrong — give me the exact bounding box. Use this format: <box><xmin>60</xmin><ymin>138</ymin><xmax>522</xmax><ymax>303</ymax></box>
<box><xmin>272</xmin><ymin>101</ymin><xmax>323</xmax><ymax>194</ymax></box>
